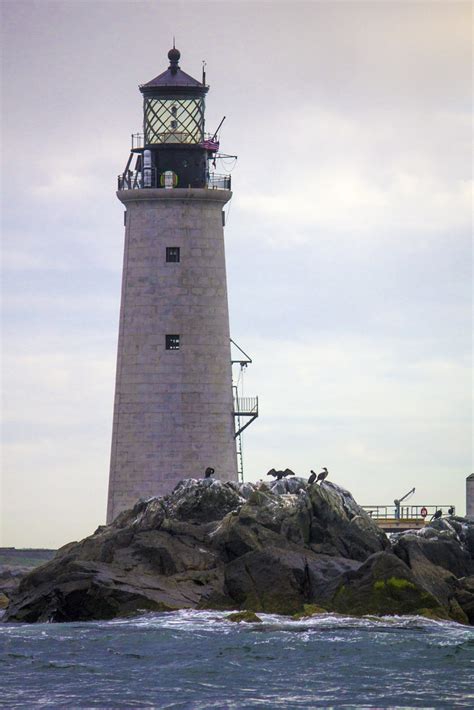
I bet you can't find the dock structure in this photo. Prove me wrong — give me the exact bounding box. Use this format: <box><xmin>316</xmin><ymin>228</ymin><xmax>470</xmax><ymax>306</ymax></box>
<box><xmin>362</xmin><ymin>505</ymin><xmax>455</xmax><ymax>533</ymax></box>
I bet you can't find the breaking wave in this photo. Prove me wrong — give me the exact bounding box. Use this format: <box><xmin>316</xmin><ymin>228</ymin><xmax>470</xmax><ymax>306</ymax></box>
<box><xmin>1</xmin><ymin>610</ymin><xmax>473</xmax><ymax>708</ymax></box>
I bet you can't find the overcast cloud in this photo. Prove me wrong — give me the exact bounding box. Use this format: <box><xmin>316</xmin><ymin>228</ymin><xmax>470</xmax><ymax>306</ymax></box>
<box><xmin>1</xmin><ymin>0</ymin><xmax>472</xmax><ymax>547</ymax></box>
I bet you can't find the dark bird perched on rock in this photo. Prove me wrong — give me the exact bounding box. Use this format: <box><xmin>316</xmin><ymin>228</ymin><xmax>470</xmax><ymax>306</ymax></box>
<box><xmin>448</xmin><ymin>506</ymin><xmax>455</xmax><ymax>516</ymax></box>
<box><xmin>204</xmin><ymin>467</ymin><xmax>215</xmax><ymax>479</ymax></box>
<box><xmin>267</xmin><ymin>468</ymin><xmax>295</xmax><ymax>481</ymax></box>
<box><xmin>316</xmin><ymin>467</ymin><xmax>329</xmax><ymax>484</ymax></box>
<box><xmin>308</xmin><ymin>471</ymin><xmax>317</xmax><ymax>485</ymax></box>
<box><xmin>431</xmin><ymin>509</ymin><xmax>442</xmax><ymax>521</ymax></box>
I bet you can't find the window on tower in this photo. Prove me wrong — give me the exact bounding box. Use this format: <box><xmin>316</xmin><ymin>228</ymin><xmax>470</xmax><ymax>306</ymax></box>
<box><xmin>166</xmin><ymin>247</ymin><xmax>180</xmax><ymax>263</ymax></box>
<box><xmin>166</xmin><ymin>334</ymin><xmax>180</xmax><ymax>350</ymax></box>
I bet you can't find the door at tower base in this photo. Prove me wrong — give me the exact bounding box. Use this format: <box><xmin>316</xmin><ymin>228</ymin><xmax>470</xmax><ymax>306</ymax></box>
<box><xmin>106</xmin><ymin>188</ymin><xmax>238</xmax><ymax>524</ymax></box>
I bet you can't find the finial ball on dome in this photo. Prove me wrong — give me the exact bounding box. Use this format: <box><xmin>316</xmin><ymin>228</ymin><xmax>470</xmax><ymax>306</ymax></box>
<box><xmin>168</xmin><ymin>47</ymin><xmax>181</xmax><ymax>62</ymax></box>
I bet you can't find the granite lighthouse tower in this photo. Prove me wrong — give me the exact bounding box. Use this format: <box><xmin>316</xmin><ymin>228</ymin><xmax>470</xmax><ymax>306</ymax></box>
<box><xmin>107</xmin><ymin>47</ymin><xmax>238</xmax><ymax>523</ymax></box>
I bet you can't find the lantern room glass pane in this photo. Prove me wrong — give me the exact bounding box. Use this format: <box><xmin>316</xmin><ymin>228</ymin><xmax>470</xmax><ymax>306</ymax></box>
<box><xmin>144</xmin><ymin>98</ymin><xmax>204</xmax><ymax>144</ymax></box>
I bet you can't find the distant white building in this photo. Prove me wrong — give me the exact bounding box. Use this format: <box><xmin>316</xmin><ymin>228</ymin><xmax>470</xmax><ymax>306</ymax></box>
<box><xmin>467</xmin><ymin>473</ymin><xmax>474</xmax><ymax>520</ymax></box>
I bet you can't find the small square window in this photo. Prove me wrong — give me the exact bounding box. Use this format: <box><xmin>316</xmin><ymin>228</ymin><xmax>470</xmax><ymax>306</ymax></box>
<box><xmin>166</xmin><ymin>334</ymin><xmax>180</xmax><ymax>350</ymax></box>
<box><xmin>166</xmin><ymin>247</ymin><xmax>180</xmax><ymax>263</ymax></box>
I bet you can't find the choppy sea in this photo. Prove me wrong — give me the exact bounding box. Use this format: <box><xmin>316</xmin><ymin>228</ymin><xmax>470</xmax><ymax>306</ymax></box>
<box><xmin>0</xmin><ymin>609</ymin><xmax>473</xmax><ymax>709</ymax></box>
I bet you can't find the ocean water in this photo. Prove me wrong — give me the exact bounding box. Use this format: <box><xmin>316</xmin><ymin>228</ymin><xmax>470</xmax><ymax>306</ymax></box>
<box><xmin>0</xmin><ymin>610</ymin><xmax>473</xmax><ymax>709</ymax></box>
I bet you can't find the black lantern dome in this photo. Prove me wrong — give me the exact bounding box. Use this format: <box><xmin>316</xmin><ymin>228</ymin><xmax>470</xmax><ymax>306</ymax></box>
<box><xmin>139</xmin><ymin>47</ymin><xmax>208</xmax><ymax>96</ymax></box>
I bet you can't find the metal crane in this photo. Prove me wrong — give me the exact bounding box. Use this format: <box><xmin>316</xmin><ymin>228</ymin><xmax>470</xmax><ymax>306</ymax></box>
<box><xmin>394</xmin><ymin>487</ymin><xmax>415</xmax><ymax>519</ymax></box>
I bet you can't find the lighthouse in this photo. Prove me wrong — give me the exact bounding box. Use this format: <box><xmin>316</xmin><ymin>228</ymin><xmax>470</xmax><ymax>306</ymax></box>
<box><xmin>106</xmin><ymin>47</ymin><xmax>239</xmax><ymax>523</ymax></box>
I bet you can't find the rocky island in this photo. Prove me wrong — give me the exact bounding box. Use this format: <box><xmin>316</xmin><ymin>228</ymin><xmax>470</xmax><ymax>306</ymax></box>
<box><xmin>3</xmin><ymin>478</ymin><xmax>474</xmax><ymax>624</ymax></box>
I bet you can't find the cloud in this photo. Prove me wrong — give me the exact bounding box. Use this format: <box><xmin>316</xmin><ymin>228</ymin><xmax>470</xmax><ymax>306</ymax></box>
<box><xmin>235</xmin><ymin>106</ymin><xmax>471</xmax><ymax>244</ymax></box>
<box><xmin>2</xmin><ymin>343</ymin><xmax>116</xmax><ymax>546</ymax></box>
<box><xmin>247</xmin><ymin>334</ymin><xmax>470</xmax><ymax>422</ymax></box>
<box><xmin>1</xmin><ymin>0</ymin><xmax>471</xmax><ymax>545</ymax></box>
<box><xmin>237</xmin><ymin>333</ymin><xmax>471</xmax><ymax>508</ymax></box>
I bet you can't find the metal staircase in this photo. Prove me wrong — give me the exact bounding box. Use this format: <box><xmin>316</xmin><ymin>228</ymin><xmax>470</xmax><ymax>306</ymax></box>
<box><xmin>230</xmin><ymin>339</ymin><xmax>258</xmax><ymax>482</ymax></box>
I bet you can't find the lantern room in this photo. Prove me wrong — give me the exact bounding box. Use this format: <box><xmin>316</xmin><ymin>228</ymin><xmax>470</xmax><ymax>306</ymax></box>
<box><xmin>141</xmin><ymin>47</ymin><xmax>207</xmax><ymax>146</ymax></box>
<box><xmin>118</xmin><ymin>46</ymin><xmax>230</xmax><ymax>191</ymax></box>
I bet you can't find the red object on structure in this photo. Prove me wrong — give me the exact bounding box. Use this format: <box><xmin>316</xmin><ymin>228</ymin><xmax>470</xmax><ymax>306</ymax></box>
<box><xmin>202</xmin><ymin>139</ymin><xmax>220</xmax><ymax>151</ymax></box>
<box><xmin>420</xmin><ymin>506</ymin><xmax>428</xmax><ymax>518</ymax></box>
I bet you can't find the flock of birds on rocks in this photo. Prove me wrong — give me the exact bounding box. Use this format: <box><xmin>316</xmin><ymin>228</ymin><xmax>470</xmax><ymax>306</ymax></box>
<box><xmin>267</xmin><ymin>467</ymin><xmax>329</xmax><ymax>485</ymax></box>
<box><xmin>202</xmin><ymin>468</ymin><xmax>452</xmax><ymax>520</ymax></box>
<box><xmin>204</xmin><ymin>466</ymin><xmax>329</xmax><ymax>485</ymax></box>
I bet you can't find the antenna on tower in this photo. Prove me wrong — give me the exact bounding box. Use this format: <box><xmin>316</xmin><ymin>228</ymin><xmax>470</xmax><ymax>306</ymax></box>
<box><xmin>212</xmin><ymin>115</ymin><xmax>226</xmax><ymax>141</ymax></box>
<box><xmin>202</xmin><ymin>60</ymin><xmax>207</xmax><ymax>85</ymax></box>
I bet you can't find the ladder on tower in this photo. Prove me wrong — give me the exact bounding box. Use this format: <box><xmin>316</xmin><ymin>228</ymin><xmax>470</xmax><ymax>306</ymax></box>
<box><xmin>233</xmin><ymin>385</ymin><xmax>244</xmax><ymax>481</ymax></box>
<box><xmin>233</xmin><ymin>390</ymin><xmax>259</xmax><ymax>482</ymax></box>
<box><xmin>231</xmin><ymin>339</ymin><xmax>259</xmax><ymax>482</ymax></box>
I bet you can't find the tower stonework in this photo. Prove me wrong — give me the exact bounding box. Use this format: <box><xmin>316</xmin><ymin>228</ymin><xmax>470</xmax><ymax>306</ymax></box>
<box><xmin>107</xmin><ymin>48</ymin><xmax>238</xmax><ymax>523</ymax></box>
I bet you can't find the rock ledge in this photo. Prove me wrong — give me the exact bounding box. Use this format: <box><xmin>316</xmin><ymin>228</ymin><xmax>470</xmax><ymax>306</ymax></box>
<box><xmin>4</xmin><ymin>478</ymin><xmax>474</xmax><ymax>624</ymax></box>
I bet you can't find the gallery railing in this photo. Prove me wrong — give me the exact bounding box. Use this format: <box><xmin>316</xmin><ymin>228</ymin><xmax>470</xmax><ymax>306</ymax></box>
<box><xmin>118</xmin><ymin>170</ymin><xmax>230</xmax><ymax>191</ymax></box>
<box><xmin>362</xmin><ymin>504</ymin><xmax>455</xmax><ymax>520</ymax></box>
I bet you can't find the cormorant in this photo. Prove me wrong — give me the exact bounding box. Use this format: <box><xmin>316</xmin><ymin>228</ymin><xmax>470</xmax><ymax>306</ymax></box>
<box><xmin>308</xmin><ymin>471</ymin><xmax>317</xmax><ymax>485</ymax></box>
<box><xmin>431</xmin><ymin>509</ymin><xmax>442</xmax><ymax>521</ymax></box>
<box><xmin>448</xmin><ymin>506</ymin><xmax>454</xmax><ymax>516</ymax></box>
<box><xmin>267</xmin><ymin>468</ymin><xmax>295</xmax><ymax>481</ymax></box>
<box><xmin>204</xmin><ymin>467</ymin><xmax>215</xmax><ymax>479</ymax></box>
<box><xmin>316</xmin><ymin>467</ymin><xmax>329</xmax><ymax>484</ymax></box>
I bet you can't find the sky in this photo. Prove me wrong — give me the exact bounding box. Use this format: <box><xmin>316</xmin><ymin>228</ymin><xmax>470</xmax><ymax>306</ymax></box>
<box><xmin>1</xmin><ymin>0</ymin><xmax>472</xmax><ymax>548</ymax></box>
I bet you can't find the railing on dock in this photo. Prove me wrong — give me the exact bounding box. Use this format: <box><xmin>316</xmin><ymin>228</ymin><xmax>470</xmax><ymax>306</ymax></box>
<box><xmin>363</xmin><ymin>505</ymin><xmax>455</xmax><ymax>520</ymax></box>
<box><xmin>362</xmin><ymin>504</ymin><xmax>455</xmax><ymax>532</ymax></box>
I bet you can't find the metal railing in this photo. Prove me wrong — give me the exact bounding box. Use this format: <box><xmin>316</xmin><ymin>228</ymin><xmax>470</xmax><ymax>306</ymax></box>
<box><xmin>131</xmin><ymin>133</ymin><xmax>144</xmax><ymax>150</ymax></box>
<box><xmin>363</xmin><ymin>505</ymin><xmax>455</xmax><ymax>521</ymax></box>
<box><xmin>234</xmin><ymin>397</ymin><xmax>258</xmax><ymax>415</ymax></box>
<box><xmin>118</xmin><ymin>170</ymin><xmax>230</xmax><ymax>191</ymax></box>
<box><xmin>233</xmin><ymin>395</ymin><xmax>258</xmax><ymax>442</ymax></box>
<box><xmin>207</xmin><ymin>173</ymin><xmax>231</xmax><ymax>189</ymax></box>
<box><xmin>131</xmin><ymin>132</ymin><xmax>219</xmax><ymax>151</ymax></box>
